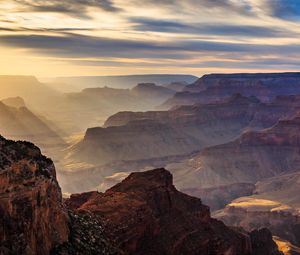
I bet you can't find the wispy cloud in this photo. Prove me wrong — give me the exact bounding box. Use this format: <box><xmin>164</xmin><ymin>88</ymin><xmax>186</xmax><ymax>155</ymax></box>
<box><xmin>1</xmin><ymin>0</ymin><xmax>300</xmax><ymax>76</ymax></box>
<box><xmin>13</xmin><ymin>0</ymin><xmax>121</xmax><ymax>18</ymax></box>
<box><xmin>130</xmin><ymin>18</ymin><xmax>292</xmax><ymax>38</ymax></box>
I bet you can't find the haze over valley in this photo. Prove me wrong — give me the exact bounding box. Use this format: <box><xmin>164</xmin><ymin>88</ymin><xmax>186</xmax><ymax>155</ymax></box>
<box><xmin>2</xmin><ymin>0</ymin><xmax>300</xmax><ymax>254</ymax></box>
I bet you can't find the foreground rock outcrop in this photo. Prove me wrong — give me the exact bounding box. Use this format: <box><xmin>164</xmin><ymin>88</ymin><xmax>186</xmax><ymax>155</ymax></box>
<box><xmin>67</xmin><ymin>168</ymin><xmax>283</xmax><ymax>255</ymax></box>
<box><xmin>0</xmin><ymin>136</ymin><xmax>69</xmax><ymax>254</ymax></box>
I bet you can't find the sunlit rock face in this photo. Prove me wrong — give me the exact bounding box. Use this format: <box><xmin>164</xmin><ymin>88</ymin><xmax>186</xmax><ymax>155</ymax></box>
<box><xmin>166</xmin><ymin>113</ymin><xmax>300</xmax><ymax>191</ymax></box>
<box><xmin>215</xmin><ymin>206</ymin><xmax>300</xmax><ymax>248</ymax></box>
<box><xmin>213</xmin><ymin>170</ymin><xmax>300</xmax><ymax>248</ymax></box>
<box><xmin>162</xmin><ymin>72</ymin><xmax>300</xmax><ymax>109</ymax></box>
<box><xmin>66</xmin><ymin>168</ymin><xmax>253</xmax><ymax>255</ymax></box>
<box><xmin>0</xmin><ymin>136</ymin><xmax>69</xmax><ymax>254</ymax></box>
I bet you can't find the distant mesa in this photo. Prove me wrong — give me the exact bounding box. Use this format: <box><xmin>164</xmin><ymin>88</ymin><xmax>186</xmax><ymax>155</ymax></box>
<box><xmin>161</xmin><ymin>72</ymin><xmax>300</xmax><ymax>109</ymax></box>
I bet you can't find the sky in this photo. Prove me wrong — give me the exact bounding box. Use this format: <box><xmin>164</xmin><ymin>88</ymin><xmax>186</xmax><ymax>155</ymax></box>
<box><xmin>0</xmin><ymin>0</ymin><xmax>300</xmax><ymax>77</ymax></box>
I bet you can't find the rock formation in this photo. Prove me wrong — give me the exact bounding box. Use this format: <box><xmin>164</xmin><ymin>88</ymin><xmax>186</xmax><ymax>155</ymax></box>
<box><xmin>66</xmin><ymin>119</ymin><xmax>199</xmax><ymax>165</ymax></box>
<box><xmin>0</xmin><ymin>136</ymin><xmax>69</xmax><ymax>254</ymax></box>
<box><xmin>166</xmin><ymin>113</ymin><xmax>300</xmax><ymax>190</ymax></box>
<box><xmin>0</xmin><ymin>101</ymin><xmax>64</xmax><ymax>148</ymax></box>
<box><xmin>67</xmin><ymin>168</ymin><xmax>254</xmax><ymax>255</ymax></box>
<box><xmin>215</xmin><ymin>206</ymin><xmax>300</xmax><ymax>248</ymax></box>
<box><xmin>0</xmin><ymin>137</ymin><xmax>283</xmax><ymax>254</ymax></box>
<box><xmin>162</xmin><ymin>72</ymin><xmax>300</xmax><ymax>109</ymax></box>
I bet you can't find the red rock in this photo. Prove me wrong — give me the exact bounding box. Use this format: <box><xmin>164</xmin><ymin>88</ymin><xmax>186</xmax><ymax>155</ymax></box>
<box><xmin>0</xmin><ymin>137</ymin><xmax>69</xmax><ymax>255</ymax></box>
<box><xmin>67</xmin><ymin>168</ymin><xmax>253</xmax><ymax>255</ymax></box>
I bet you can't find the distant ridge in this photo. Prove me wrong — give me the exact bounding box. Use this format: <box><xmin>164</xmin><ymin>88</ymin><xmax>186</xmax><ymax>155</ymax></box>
<box><xmin>52</xmin><ymin>74</ymin><xmax>198</xmax><ymax>92</ymax></box>
<box><xmin>202</xmin><ymin>72</ymin><xmax>300</xmax><ymax>79</ymax></box>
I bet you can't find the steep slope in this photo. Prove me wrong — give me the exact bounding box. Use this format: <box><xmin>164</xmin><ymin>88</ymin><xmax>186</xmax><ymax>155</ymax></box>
<box><xmin>0</xmin><ymin>76</ymin><xmax>80</xmax><ymax>135</ymax></box>
<box><xmin>104</xmin><ymin>94</ymin><xmax>261</xmax><ymax>148</ymax></box>
<box><xmin>211</xmin><ymin>170</ymin><xmax>300</xmax><ymax>247</ymax></box>
<box><xmin>214</xmin><ymin>205</ymin><xmax>300</xmax><ymax>248</ymax></box>
<box><xmin>66</xmin><ymin>119</ymin><xmax>199</xmax><ymax>165</ymax></box>
<box><xmin>66</xmin><ymin>168</ymin><xmax>275</xmax><ymax>255</ymax></box>
<box><xmin>162</xmin><ymin>72</ymin><xmax>300</xmax><ymax>109</ymax></box>
<box><xmin>0</xmin><ymin>76</ymin><xmax>61</xmax><ymax>110</ymax></box>
<box><xmin>61</xmin><ymin>94</ymin><xmax>300</xmax><ymax>193</ymax></box>
<box><xmin>0</xmin><ymin>102</ymin><xmax>64</xmax><ymax>148</ymax></box>
<box><xmin>105</xmin><ymin>94</ymin><xmax>300</xmax><ymax>131</ymax></box>
<box><xmin>167</xmin><ymin>113</ymin><xmax>300</xmax><ymax>191</ymax></box>
<box><xmin>0</xmin><ymin>136</ymin><xmax>69</xmax><ymax>254</ymax></box>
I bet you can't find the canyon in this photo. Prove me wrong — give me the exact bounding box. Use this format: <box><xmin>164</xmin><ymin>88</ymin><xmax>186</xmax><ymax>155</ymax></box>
<box><xmin>0</xmin><ymin>136</ymin><xmax>282</xmax><ymax>254</ymax></box>
<box><xmin>3</xmin><ymin>72</ymin><xmax>300</xmax><ymax>254</ymax></box>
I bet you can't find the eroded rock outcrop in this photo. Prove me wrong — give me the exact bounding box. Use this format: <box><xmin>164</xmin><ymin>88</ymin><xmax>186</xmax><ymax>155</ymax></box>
<box><xmin>67</xmin><ymin>168</ymin><xmax>254</xmax><ymax>255</ymax></box>
<box><xmin>215</xmin><ymin>206</ymin><xmax>300</xmax><ymax>248</ymax></box>
<box><xmin>0</xmin><ymin>136</ymin><xmax>69</xmax><ymax>254</ymax></box>
<box><xmin>162</xmin><ymin>72</ymin><xmax>300</xmax><ymax>109</ymax></box>
<box><xmin>67</xmin><ymin>119</ymin><xmax>199</xmax><ymax>165</ymax></box>
<box><xmin>167</xmin><ymin>113</ymin><xmax>300</xmax><ymax>190</ymax></box>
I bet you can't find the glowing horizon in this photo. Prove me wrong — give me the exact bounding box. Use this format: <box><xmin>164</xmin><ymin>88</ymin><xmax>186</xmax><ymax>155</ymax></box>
<box><xmin>1</xmin><ymin>0</ymin><xmax>300</xmax><ymax>77</ymax></box>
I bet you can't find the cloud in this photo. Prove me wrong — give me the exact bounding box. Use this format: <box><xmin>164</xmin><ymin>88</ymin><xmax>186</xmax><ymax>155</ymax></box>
<box><xmin>130</xmin><ymin>18</ymin><xmax>290</xmax><ymax>38</ymax></box>
<box><xmin>13</xmin><ymin>0</ymin><xmax>121</xmax><ymax>18</ymax></box>
<box><xmin>1</xmin><ymin>33</ymin><xmax>300</xmax><ymax>59</ymax></box>
<box><xmin>132</xmin><ymin>0</ymin><xmax>253</xmax><ymax>15</ymax></box>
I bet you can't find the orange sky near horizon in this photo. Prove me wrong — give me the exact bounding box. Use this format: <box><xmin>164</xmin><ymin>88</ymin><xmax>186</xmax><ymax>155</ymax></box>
<box><xmin>1</xmin><ymin>0</ymin><xmax>300</xmax><ymax>77</ymax></box>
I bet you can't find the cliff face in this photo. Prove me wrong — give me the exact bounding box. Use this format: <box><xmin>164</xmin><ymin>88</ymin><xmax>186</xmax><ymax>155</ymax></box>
<box><xmin>0</xmin><ymin>136</ymin><xmax>69</xmax><ymax>254</ymax></box>
<box><xmin>67</xmin><ymin>119</ymin><xmax>200</xmax><ymax>165</ymax></box>
<box><xmin>105</xmin><ymin>94</ymin><xmax>300</xmax><ymax>137</ymax></box>
<box><xmin>63</xmin><ymin>94</ymin><xmax>300</xmax><ymax>192</ymax></box>
<box><xmin>66</xmin><ymin>168</ymin><xmax>253</xmax><ymax>255</ymax></box>
<box><xmin>167</xmin><ymin>113</ymin><xmax>300</xmax><ymax>191</ymax></box>
<box><xmin>215</xmin><ymin>206</ymin><xmax>300</xmax><ymax>248</ymax></box>
<box><xmin>0</xmin><ymin>101</ymin><xmax>64</xmax><ymax>148</ymax></box>
<box><xmin>162</xmin><ymin>72</ymin><xmax>300</xmax><ymax>109</ymax></box>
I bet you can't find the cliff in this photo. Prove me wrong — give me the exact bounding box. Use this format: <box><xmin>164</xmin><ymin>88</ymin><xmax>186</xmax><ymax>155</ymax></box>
<box><xmin>0</xmin><ymin>136</ymin><xmax>69</xmax><ymax>254</ymax></box>
<box><xmin>162</xmin><ymin>72</ymin><xmax>300</xmax><ymax>109</ymax></box>
<box><xmin>67</xmin><ymin>168</ymin><xmax>253</xmax><ymax>255</ymax></box>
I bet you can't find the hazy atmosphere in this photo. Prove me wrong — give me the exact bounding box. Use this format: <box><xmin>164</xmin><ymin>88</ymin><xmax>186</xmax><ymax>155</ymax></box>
<box><xmin>2</xmin><ymin>1</ymin><xmax>300</xmax><ymax>255</ymax></box>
